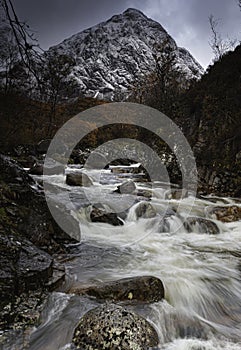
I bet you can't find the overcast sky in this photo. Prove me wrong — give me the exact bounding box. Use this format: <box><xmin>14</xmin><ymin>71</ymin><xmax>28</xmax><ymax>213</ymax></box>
<box><xmin>11</xmin><ymin>0</ymin><xmax>241</xmax><ymax>68</ymax></box>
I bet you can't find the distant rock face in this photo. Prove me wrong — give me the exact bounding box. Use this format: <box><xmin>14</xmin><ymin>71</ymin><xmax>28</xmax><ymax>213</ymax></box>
<box><xmin>72</xmin><ymin>303</ymin><xmax>159</xmax><ymax>349</ymax></box>
<box><xmin>49</xmin><ymin>8</ymin><xmax>203</xmax><ymax>100</ymax></box>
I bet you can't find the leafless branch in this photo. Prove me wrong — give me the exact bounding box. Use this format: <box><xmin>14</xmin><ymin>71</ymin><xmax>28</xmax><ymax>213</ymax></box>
<box><xmin>0</xmin><ymin>0</ymin><xmax>44</xmax><ymax>84</ymax></box>
<box><xmin>209</xmin><ymin>14</ymin><xmax>237</xmax><ymax>61</ymax></box>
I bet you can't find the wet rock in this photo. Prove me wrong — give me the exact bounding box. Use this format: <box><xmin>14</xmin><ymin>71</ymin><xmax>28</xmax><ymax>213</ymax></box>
<box><xmin>66</xmin><ymin>173</ymin><xmax>93</xmax><ymax>187</ymax></box>
<box><xmin>135</xmin><ymin>202</ymin><xmax>156</xmax><ymax>219</ymax></box>
<box><xmin>165</xmin><ymin>189</ymin><xmax>189</xmax><ymax>200</ymax></box>
<box><xmin>0</xmin><ymin>289</ymin><xmax>48</xmax><ymax>330</ymax></box>
<box><xmin>0</xmin><ymin>154</ymin><xmax>77</xmax><ymax>323</ymax></box>
<box><xmin>72</xmin><ymin>303</ymin><xmax>159</xmax><ymax>349</ymax></box>
<box><xmin>44</xmin><ymin>158</ymin><xmax>65</xmax><ymax>175</ymax></box>
<box><xmin>110</xmin><ymin>166</ymin><xmax>130</xmax><ymax>174</ymax></box>
<box><xmin>29</xmin><ymin>160</ymin><xmax>64</xmax><ymax>176</ymax></box>
<box><xmin>0</xmin><ymin>235</ymin><xmax>20</xmax><ymax>310</ymax></box>
<box><xmin>47</xmin><ymin>197</ymin><xmax>81</xmax><ymax>241</ymax></box>
<box><xmin>184</xmin><ymin>217</ymin><xmax>220</xmax><ymax>235</ymax></box>
<box><xmin>36</xmin><ymin>139</ymin><xmax>51</xmax><ymax>154</ymax></box>
<box><xmin>17</xmin><ymin>155</ymin><xmax>37</xmax><ymax>168</ymax></box>
<box><xmin>90</xmin><ymin>204</ymin><xmax>124</xmax><ymax>226</ymax></box>
<box><xmin>173</xmin><ymin>312</ymin><xmax>210</xmax><ymax>340</ymax></box>
<box><xmin>68</xmin><ymin>275</ymin><xmax>164</xmax><ymax>303</ymax></box>
<box><xmin>115</xmin><ymin>179</ymin><xmax>136</xmax><ymax>194</ymax></box>
<box><xmin>0</xmin><ymin>154</ymin><xmax>35</xmax><ymax>186</ymax></box>
<box><xmin>70</xmin><ymin>149</ymin><xmax>90</xmax><ymax>164</ymax></box>
<box><xmin>200</xmin><ymin>196</ymin><xmax>230</xmax><ymax>204</ymax></box>
<box><xmin>135</xmin><ymin>188</ymin><xmax>152</xmax><ymax>199</ymax></box>
<box><xmin>109</xmin><ymin>158</ymin><xmax>134</xmax><ymax>166</ymax></box>
<box><xmin>208</xmin><ymin>206</ymin><xmax>241</xmax><ymax>222</ymax></box>
<box><xmin>234</xmin><ymin>186</ymin><xmax>241</xmax><ymax>198</ymax></box>
<box><xmin>45</xmin><ymin>262</ymin><xmax>65</xmax><ymax>291</ymax></box>
<box><xmin>158</xmin><ymin>209</ymin><xmax>178</xmax><ymax>233</ymax></box>
<box><xmin>28</xmin><ymin>163</ymin><xmax>43</xmax><ymax>175</ymax></box>
<box><xmin>0</xmin><ymin>234</ymin><xmax>53</xmax><ymax>312</ymax></box>
<box><xmin>85</xmin><ymin>151</ymin><xmax>107</xmax><ymax>169</ymax></box>
<box><xmin>110</xmin><ymin>164</ymin><xmax>142</xmax><ymax>175</ymax></box>
<box><xmin>17</xmin><ymin>240</ymin><xmax>53</xmax><ymax>291</ymax></box>
<box><xmin>13</xmin><ymin>144</ymin><xmax>36</xmax><ymax>157</ymax></box>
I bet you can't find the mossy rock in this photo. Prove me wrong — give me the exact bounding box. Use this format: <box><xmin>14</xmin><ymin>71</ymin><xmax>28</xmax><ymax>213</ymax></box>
<box><xmin>72</xmin><ymin>303</ymin><xmax>159</xmax><ymax>349</ymax></box>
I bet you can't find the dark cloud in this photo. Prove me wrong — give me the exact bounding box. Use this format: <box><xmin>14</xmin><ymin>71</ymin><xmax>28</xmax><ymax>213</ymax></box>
<box><xmin>11</xmin><ymin>0</ymin><xmax>241</xmax><ymax>68</ymax></box>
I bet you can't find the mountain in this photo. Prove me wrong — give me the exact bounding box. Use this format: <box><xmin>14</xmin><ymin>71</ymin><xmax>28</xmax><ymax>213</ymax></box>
<box><xmin>48</xmin><ymin>8</ymin><xmax>203</xmax><ymax>100</ymax></box>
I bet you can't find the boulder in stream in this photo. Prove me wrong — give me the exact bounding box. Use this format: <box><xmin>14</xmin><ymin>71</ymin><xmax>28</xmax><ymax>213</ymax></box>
<box><xmin>165</xmin><ymin>189</ymin><xmax>189</xmax><ymax>200</ymax></box>
<box><xmin>115</xmin><ymin>179</ymin><xmax>136</xmax><ymax>194</ymax></box>
<box><xmin>72</xmin><ymin>303</ymin><xmax>159</xmax><ymax>349</ymax></box>
<box><xmin>135</xmin><ymin>188</ymin><xmax>152</xmax><ymax>199</ymax></box>
<box><xmin>184</xmin><ymin>217</ymin><xmax>220</xmax><ymax>235</ymax></box>
<box><xmin>68</xmin><ymin>275</ymin><xmax>164</xmax><ymax>303</ymax></box>
<box><xmin>36</xmin><ymin>139</ymin><xmax>52</xmax><ymax>154</ymax></box>
<box><xmin>90</xmin><ymin>204</ymin><xmax>124</xmax><ymax>226</ymax></box>
<box><xmin>85</xmin><ymin>151</ymin><xmax>108</xmax><ymax>169</ymax></box>
<box><xmin>66</xmin><ymin>172</ymin><xmax>93</xmax><ymax>187</ymax></box>
<box><xmin>135</xmin><ymin>202</ymin><xmax>156</xmax><ymax>219</ymax></box>
<box><xmin>28</xmin><ymin>162</ymin><xmax>44</xmax><ymax>175</ymax></box>
<box><xmin>208</xmin><ymin>206</ymin><xmax>241</xmax><ymax>222</ymax></box>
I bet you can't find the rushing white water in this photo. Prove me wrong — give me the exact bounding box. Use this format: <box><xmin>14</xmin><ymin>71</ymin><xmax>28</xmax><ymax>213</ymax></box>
<box><xmin>7</xmin><ymin>166</ymin><xmax>241</xmax><ymax>350</ymax></box>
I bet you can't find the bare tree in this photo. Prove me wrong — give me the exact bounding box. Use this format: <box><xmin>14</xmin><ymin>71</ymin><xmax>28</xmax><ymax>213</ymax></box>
<box><xmin>209</xmin><ymin>14</ymin><xmax>237</xmax><ymax>61</ymax></box>
<box><xmin>0</xmin><ymin>0</ymin><xmax>43</xmax><ymax>84</ymax></box>
<box><xmin>41</xmin><ymin>49</ymin><xmax>77</xmax><ymax>134</ymax></box>
<box><xmin>129</xmin><ymin>39</ymin><xmax>183</xmax><ymax>116</ymax></box>
<box><xmin>0</xmin><ymin>27</ymin><xmax>19</xmax><ymax>93</ymax></box>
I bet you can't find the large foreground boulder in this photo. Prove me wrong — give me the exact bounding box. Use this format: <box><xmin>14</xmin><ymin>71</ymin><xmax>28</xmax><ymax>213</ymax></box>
<box><xmin>72</xmin><ymin>303</ymin><xmax>159</xmax><ymax>349</ymax></box>
<box><xmin>68</xmin><ymin>275</ymin><xmax>165</xmax><ymax>303</ymax></box>
<box><xmin>0</xmin><ymin>154</ymin><xmax>77</xmax><ymax>324</ymax></box>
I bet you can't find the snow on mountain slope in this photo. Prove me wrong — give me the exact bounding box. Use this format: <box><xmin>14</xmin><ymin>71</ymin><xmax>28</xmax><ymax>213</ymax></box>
<box><xmin>48</xmin><ymin>8</ymin><xmax>204</xmax><ymax>100</ymax></box>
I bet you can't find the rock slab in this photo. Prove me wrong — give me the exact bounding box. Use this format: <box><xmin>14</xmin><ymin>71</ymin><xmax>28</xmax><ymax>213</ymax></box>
<box><xmin>69</xmin><ymin>275</ymin><xmax>165</xmax><ymax>303</ymax></box>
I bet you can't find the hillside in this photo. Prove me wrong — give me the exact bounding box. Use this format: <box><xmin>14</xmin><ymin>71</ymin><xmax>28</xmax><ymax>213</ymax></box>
<box><xmin>177</xmin><ymin>45</ymin><xmax>241</xmax><ymax>195</ymax></box>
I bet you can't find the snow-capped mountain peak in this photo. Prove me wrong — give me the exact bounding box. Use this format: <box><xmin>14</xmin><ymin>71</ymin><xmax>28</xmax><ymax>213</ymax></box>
<box><xmin>48</xmin><ymin>8</ymin><xmax>203</xmax><ymax>100</ymax></box>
